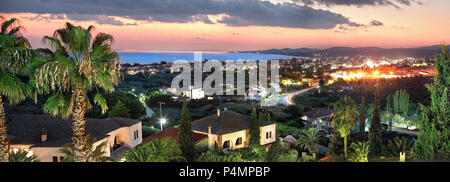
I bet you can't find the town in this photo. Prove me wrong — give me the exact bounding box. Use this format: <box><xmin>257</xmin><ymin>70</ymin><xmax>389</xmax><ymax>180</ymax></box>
<box><xmin>0</xmin><ymin>0</ymin><xmax>448</xmax><ymax>165</ymax></box>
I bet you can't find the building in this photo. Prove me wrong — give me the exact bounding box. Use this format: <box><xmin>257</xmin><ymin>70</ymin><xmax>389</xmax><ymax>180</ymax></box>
<box><xmin>6</xmin><ymin>114</ymin><xmax>142</xmax><ymax>162</ymax></box>
<box><xmin>191</xmin><ymin>109</ymin><xmax>276</xmax><ymax>150</ymax></box>
<box><xmin>179</xmin><ymin>86</ymin><xmax>205</xmax><ymax>100</ymax></box>
<box><xmin>302</xmin><ymin>108</ymin><xmax>333</xmax><ymax>130</ymax></box>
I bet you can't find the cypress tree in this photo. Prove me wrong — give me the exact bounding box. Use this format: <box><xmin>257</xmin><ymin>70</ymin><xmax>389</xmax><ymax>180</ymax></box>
<box><xmin>369</xmin><ymin>86</ymin><xmax>383</xmax><ymax>157</ymax></box>
<box><xmin>178</xmin><ymin>97</ymin><xmax>194</xmax><ymax>162</ymax></box>
<box><xmin>249</xmin><ymin>107</ymin><xmax>260</xmax><ymax>149</ymax></box>
<box><xmin>359</xmin><ymin>96</ymin><xmax>366</xmax><ymax>139</ymax></box>
<box><xmin>414</xmin><ymin>45</ymin><xmax>449</xmax><ymax>161</ymax></box>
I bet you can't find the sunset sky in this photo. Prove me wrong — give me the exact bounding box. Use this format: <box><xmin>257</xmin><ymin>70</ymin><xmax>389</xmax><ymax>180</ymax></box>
<box><xmin>1</xmin><ymin>0</ymin><xmax>449</xmax><ymax>52</ymax></box>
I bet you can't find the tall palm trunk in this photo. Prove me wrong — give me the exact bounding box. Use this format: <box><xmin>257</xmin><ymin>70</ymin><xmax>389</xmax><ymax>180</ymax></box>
<box><xmin>344</xmin><ymin>135</ymin><xmax>348</xmax><ymax>159</ymax></box>
<box><xmin>72</xmin><ymin>88</ymin><xmax>89</xmax><ymax>162</ymax></box>
<box><xmin>0</xmin><ymin>96</ymin><xmax>8</xmax><ymax>161</ymax></box>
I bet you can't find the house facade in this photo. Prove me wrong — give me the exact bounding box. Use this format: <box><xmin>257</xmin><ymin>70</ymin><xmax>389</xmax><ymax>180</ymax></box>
<box><xmin>191</xmin><ymin>109</ymin><xmax>276</xmax><ymax>150</ymax></box>
<box><xmin>7</xmin><ymin>114</ymin><xmax>142</xmax><ymax>162</ymax></box>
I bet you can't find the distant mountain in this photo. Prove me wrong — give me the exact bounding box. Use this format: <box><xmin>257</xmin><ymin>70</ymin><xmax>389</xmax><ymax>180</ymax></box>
<box><xmin>235</xmin><ymin>45</ymin><xmax>450</xmax><ymax>57</ymax></box>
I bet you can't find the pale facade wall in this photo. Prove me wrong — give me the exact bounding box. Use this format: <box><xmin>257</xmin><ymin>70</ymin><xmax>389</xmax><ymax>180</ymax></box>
<box><xmin>30</xmin><ymin>147</ymin><xmax>64</xmax><ymax>162</ymax></box>
<box><xmin>220</xmin><ymin>130</ymin><xmax>247</xmax><ymax>150</ymax></box>
<box><xmin>260</xmin><ymin>124</ymin><xmax>276</xmax><ymax>145</ymax></box>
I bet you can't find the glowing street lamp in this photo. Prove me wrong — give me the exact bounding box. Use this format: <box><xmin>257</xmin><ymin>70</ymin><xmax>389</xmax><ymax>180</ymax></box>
<box><xmin>159</xmin><ymin>118</ymin><xmax>167</xmax><ymax>131</ymax></box>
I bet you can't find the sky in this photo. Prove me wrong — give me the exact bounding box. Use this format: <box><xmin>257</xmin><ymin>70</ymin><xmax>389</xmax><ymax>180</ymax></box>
<box><xmin>1</xmin><ymin>0</ymin><xmax>449</xmax><ymax>52</ymax></box>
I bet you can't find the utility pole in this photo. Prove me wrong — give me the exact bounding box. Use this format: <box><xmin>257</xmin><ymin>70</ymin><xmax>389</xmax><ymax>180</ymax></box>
<box><xmin>158</xmin><ymin>102</ymin><xmax>165</xmax><ymax>130</ymax></box>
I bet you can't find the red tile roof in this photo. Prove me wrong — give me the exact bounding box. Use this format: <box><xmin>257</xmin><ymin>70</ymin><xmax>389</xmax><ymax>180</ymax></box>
<box><xmin>142</xmin><ymin>127</ymin><xmax>207</xmax><ymax>145</ymax></box>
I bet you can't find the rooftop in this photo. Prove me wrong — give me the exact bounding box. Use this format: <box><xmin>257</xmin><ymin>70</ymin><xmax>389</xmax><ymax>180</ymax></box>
<box><xmin>6</xmin><ymin>114</ymin><xmax>140</xmax><ymax>147</ymax></box>
<box><xmin>191</xmin><ymin>110</ymin><xmax>274</xmax><ymax>135</ymax></box>
<box><xmin>304</xmin><ymin>108</ymin><xmax>333</xmax><ymax>119</ymax></box>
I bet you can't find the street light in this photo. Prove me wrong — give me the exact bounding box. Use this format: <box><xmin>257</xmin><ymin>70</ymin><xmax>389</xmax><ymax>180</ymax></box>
<box><xmin>159</xmin><ymin>117</ymin><xmax>167</xmax><ymax>131</ymax></box>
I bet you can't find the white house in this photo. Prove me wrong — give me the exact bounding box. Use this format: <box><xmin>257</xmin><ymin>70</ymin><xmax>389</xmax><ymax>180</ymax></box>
<box><xmin>7</xmin><ymin>114</ymin><xmax>142</xmax><ymax>162</ymax></box>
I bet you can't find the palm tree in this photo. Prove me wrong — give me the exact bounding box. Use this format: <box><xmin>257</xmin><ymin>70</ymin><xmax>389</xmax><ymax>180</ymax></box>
<box><xmin>296</xmin><ymin>127</ymin><xmax>324</xmax><ymax>156</ymax></box>
<box><xmin>0</xmin><ymin>17</ymin><xmax>33</xmax><ymax>161</ymax></box>
<box><xmin>60</xmin><ymin>136</ymin><xmax>113</xmax><ymax>162</ymax></box>
<box><xmin>382</xmin><ymin>136</ymin><xmax>414</xmax><ymax>158</ymax></box>
<box><xmin>8</xmin><ymin>149</ymin><xmax>39</xmax><ymax>162</ymax></box>
<box><xmin>349</xmin><ymin>141</ymin><xmax>370</xmax><ymax>162</ymax></box>
<box><xmin>331</xmin><ymin>95</ymin><xmax>357</xmax><ymax>159</ymax></box>
<box><xmin>33</xmin><ymin>23</ymin><xmax>121</xmax><ymax>162</ymax></box>
<box><xmin>123</xmin><ymin>138</ymin><xmax>185</xmax><ymax>162</ymax></box>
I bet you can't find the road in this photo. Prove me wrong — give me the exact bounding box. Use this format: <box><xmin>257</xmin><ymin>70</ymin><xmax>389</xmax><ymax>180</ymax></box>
<box><xmin>279</xmin><ymin>86</ymin><xmax>319</xmax><ymax>106</ymax></box>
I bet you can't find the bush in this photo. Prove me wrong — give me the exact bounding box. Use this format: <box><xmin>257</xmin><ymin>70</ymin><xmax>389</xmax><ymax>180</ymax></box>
<box><xmin>276</xmin><ymin>123</ymin><xmax>302</xmax><ymax>138</ymax></box>
<box><xmin>196</xmin><ymin>150</ymin><xmax>242</xmax><ymax>162</ymax></box>
<box><xmin>141</xmin><ymin>125</ymin><xmax>160</xmax><ymax>138</ymax></box>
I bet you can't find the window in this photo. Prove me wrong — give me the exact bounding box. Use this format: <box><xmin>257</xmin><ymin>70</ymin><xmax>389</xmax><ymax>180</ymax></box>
<box><xmin>134</xmin><ymin>130</ymin><xmax>139</xmax><ymax>140</ymax></box>
<box><xmin>266</xmin><ymin>132</ymin><xmax>269</xmax><ymax>139</ymax></box>
<box><xmin>59</xmin><ymin>156</ymin><xmax>64</xmax><ymax>161</ymax></box>
<box><xmin>235</xmin><ymin>137</ymin><xmax>242</xmax><ymax>145</ymax></box>
<box><xmin>52</xmin><ymin>156</ymin><xmax>58</xmax><ymax>162</ymax></box>
<box><xmin>269</xmin><ymin>131</ymin><xmax>272</xmax><ymax>138</ymax></box>
<box><xmin>223</xmin><ymin>141</ymin><xmax>230</xmax><ymax>149</ymax></box>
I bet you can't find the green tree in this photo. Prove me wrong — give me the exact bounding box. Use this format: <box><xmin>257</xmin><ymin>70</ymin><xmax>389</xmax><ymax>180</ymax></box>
<box><xmin>0</xmin><ymin>17</ymin><xmax>33</xmax><ymax>161</ymax></box>
<box><xmin>349</xmin><ymin>141</ymin><xmax>370</xmax><ymax>162</ymax></box>
<box><xmin>196</xmin><ymin>150</ymin><xmax>242</xmax><ymax>162</ymax></box>
<box><xmin>296</xmin><ymin>127</ymin><xmax>324</xmax><ymax>156</ymax></box>
<box><xmin>369</xmin><ymin>87</ymin><xmax>383</xmax><ymax>157</ymax></box>
<box><xmin>249</xmin><ymin>107</ymin><xmax>260</xmax><ymax>149</ymax></box>
<box><xmin>385</xmin><ymin>94</ymin><xmax>394</xmax><ymax>131</ymax></box>
<box><xmin>109</xmin><ymin>100</ymin><xmax>130</xmax><ymax>118</ymax></box>
<box><xmin>8</xmin><ymin>149</ymin><xmax>39</xmax><ymax>162</ymax></box>
<box><xmin>414</xmin><ymin>45</ymin><xmax>449</xmax><ymax>161</ymax></box>
<box><xmin>327</xmin><ymin>131</ymin><xmax>343</xmax><ymax>157</ymax></box>
<box><xmin>33</xmin><ymin>23</ymin><xmax>121</xmax><ymax>162</ymax></box>
<box><xmin>267</xmin><ymin>138</ymin><xmax>298</xmax><ymax>162</ymax></box>
<box><xmin>60</xmin><ymin>136</ymin><xmax>113</xmax><ymax>162</ymax></box>
<box><xmin>382</xmin><ymin>136</ymin><xmax>414</xmax><ymax>159</ymax></box>
<box><xmin>359</xmin><ymin>96</ymin><xmax>367</xmax><ymax>139</ymax></box>
<box><xmin>331</xmin><ymin>95</ymin><xmax>357</xmax><ymax>159</ymax></box>
<box><xmin>392</xmin><ymin>89</ymin><xmax>410</xmax><ymax>117</ymax></box>
<box><xmin>178</xmin><ymin>97</ymin><xmax>194</xmax><ymax>162</ymax></box>
<box><xmin>123</xmin><ymin>138</ymin><xmax>185</xmax><ymax>162</ymax></box>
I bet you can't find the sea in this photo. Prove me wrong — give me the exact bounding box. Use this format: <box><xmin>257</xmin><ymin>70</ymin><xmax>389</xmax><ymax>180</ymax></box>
<box><xmin>118</xmin><ymin>52</ymin><xmax>299</xmax><ymax>64</ymax></box>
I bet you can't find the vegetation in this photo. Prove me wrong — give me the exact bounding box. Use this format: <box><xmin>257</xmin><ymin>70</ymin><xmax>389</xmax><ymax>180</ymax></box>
<box><xmin>328</xmin><ymin>132</ymin><xmax>343</xmax><ymax>157</ymax></box>
<box><xmin>178</xmin><ymin>97</ymin><xmax>194</xmax><ymax>162</ymax></box>
<box><xmin>8</xmin><ymin>149</ymin><xmax>39</xmax><ymax>162</ymax></box>
<box><xmin>196</xmin><ymin>150</ymin><xmax>242</xmax><ymax>162</ymax></box>
<box><xmin>33</xmin><ymin>23</ymin><xmax>121</xmax><ymax>162</ymax></box>
<box><xmin>60</xmin><ymin>136</ymin><xmax>113</xmax><ymax>162</ymax></box>
<box><xmin>123</xmin><ymin>138</ymin><xmax>185</xmax><ymax>162</ymax></box>
<box><xmin>331</xmin><ymin>95</ymin><xmax>357</xmax><ymax>159</ymax></box>
<box><xmin>382</xmin><ymin>136</ymin><xmax>414</xmax><ymax>159</ymax></box>
<box><xmin>249</xmin><ymin>107</ymin><xmax>260</xmax><ymax>149</ymax></box>
<box><xmin>414</xmin><ymin>46</ymin><xmax>449</xmax><ymax>161</ymax></box>
<box><xmin>267</xmin><ymin>138</ymin><xmax>298</xmax><ymax>162</ymax></box>
<box><xmin>349</xmin><ymin>141</ymin><xmax>370</xmax><ymax>162</ymax></box>
<box><xmin>109</xmin><ymin>100</ymin><xmax>130</xmax><ymax>118</ymax></box>
<box><xmin>369</xmin><ymin>87</ymin><xmax>383</xmax><ymax>157</ymax></box>
<box><xmin>0</xmin><ymin>17</ymin><xmax>33</xmax><ymax>161</ymax></box>
<box><xmin>359</xmin><ymin>96</ymin><xmax>367</xmax><ymax>139</ymax></box>
<box><xmin>296</xmin><ymin>128</ymin><xmax>324</xmax><ymax>156</ymax></box>
<box><xmin>392</xmin><ymin>89</ymin><xmax>410</xmax><ymax>117</ymax></box>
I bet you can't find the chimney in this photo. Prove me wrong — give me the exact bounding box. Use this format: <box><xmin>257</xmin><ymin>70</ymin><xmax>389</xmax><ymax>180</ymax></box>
<box><xmin>217</xmin><ymin>108</ymin><xmax>220</xmax><ymax>117</ymax></box>
<box><xmin>41</xmin><ymin>130</ymin><xmax>47</xmax><ymax>143</ymax></box>
<box><xmin>208</xmin><ymin>126</ymin><xmax>212</xmax><ymax>150</ymax></box>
